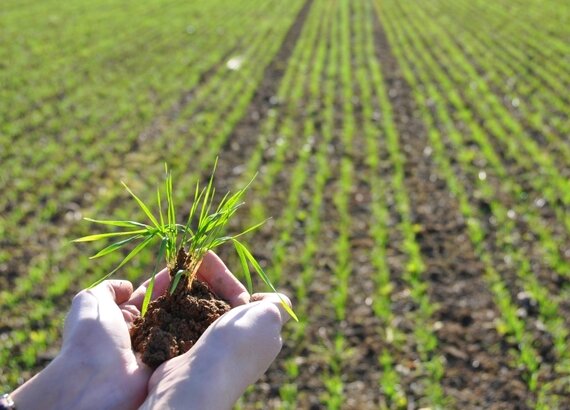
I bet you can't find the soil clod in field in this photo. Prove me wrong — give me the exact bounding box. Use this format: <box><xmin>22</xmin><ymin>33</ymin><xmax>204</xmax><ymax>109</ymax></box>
<box><xmin>131</xmin><ymin>275</ymin><xmax>230</xmax><ymax>368</ymax></box>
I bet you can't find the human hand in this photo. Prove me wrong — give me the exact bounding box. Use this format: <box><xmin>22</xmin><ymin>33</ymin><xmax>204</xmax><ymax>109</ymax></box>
<box><xmin>140</xmin><ymin>295</ymin><xmax>291</xmax><ymax>410</ymax></box>
<box><xmin>137</xmin><ymin>251</ymin><xmax>292</xmax><ymax>410</ymax></box>
<box><xmin>12</xmin><ymin>251</ymin><xmax>290</xmax><ymax>410</ymax></box>
<box><xmin>12</xmin><ymin>279</ymin><xmax>151</xmax><ymax>410</ymax></box>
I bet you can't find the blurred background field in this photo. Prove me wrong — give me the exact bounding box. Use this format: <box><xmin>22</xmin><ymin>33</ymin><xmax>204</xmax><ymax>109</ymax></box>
<box><xmin>1</xmin><ymin>0</ymin><xmax>569</xmax><ymax>408</ymax></box>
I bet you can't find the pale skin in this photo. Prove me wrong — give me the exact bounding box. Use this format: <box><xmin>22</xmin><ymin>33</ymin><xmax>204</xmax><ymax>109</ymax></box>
<box><xmin>12</xmin><ymin>251</ymin><xmax>291</xmax><ymax>410</ymax></box>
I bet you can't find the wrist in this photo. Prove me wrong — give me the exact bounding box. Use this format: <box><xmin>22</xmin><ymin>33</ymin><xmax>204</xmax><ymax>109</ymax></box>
<box><xmin>11</xmin><ymin>351</ymin><xmax>120</xmax><ymax>410</ymax></box>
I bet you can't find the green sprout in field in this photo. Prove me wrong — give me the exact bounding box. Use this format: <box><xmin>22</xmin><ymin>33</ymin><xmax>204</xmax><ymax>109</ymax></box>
<box><xmin>74</xmin><ymin>162</ymin><xmax>297</xmax><ymax>320</ymax></box>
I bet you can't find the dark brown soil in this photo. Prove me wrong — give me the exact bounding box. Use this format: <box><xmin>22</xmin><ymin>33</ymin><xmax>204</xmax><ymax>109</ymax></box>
<box><xmin>130</xmin><ymin>252</ymin><xmax>230</xmax><ymax>368</ymax></box>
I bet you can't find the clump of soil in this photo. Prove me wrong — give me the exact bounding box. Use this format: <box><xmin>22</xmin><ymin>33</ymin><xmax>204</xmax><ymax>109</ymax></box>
<box><xmin>130</xmin><ymin>251</ymin><xmax>230</xmax><ymax>368</ymax></box>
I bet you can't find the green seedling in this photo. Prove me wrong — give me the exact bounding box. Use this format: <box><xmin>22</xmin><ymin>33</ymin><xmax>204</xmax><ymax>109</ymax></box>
<box><xmin>75</xmin><ymin>163</ymin><xmax>297</xmax><ymax>320</ymax></box>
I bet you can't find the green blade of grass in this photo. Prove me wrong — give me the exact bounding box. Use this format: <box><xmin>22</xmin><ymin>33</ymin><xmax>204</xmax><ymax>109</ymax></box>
<box><xmin>169</xmin><ymin>269</ymin><xmax>186</xmax><ymax>294</ymax></box>
<box><xmin>234</xmin><ymin>240</ymin><xmax>298</xmax><ymax>321</ymax></box>
<box><xmin>232</xmin><ymin>219</ymin><xmax>267</xmax><ymax>239</ymax></box>
<box><xmin>84</xmin><ymin>218</ymin><xmax>149</xmax><ymax>228</ymax></box>
<box><xmin>89</xmin><ymin>235</ymin><xmax>143</xmax><ymax>259</ymax></box>
<box><xmin>157</xmin><ymin>187</ymin><xmax>164</xmax><ymax>227</ymax></box>
<box><xmin>74</xmin><ymin>229</ymin><xmax>148</xmax><ymax>242</ymax></box>
<box><xmin>121</xmin><ymin>181</ymin><xmax>160</xmax><ymax>228</ymax></box>
<box><xmin>233</xmin><ymin>239</ymin><xmax>253</xmax><ymax>293</ymax></box>
<box><xmin>167</xmin><ymin>169</ymin><xmax>175</xmax><ymax>227</ymax></box>
<box><xmin>141</xmin><ymin>238</ymin><xmax>167</xmax><ymax>316</ymax></box>
<box><xmin>199</xmin><ymin>158</ymin><xmax>218</xmax><ymax>223</ymax></box>
<box><xmin>88</xmin><ymin>234</ymin><xmax>156</xmax><ymax>288</ymax></box>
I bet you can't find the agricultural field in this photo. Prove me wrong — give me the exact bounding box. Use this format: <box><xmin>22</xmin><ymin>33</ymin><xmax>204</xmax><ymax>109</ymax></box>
<box><xmin>1</xmin><ymin>0</ymin><xmax>569</xmax><ymax>408</ymax></box>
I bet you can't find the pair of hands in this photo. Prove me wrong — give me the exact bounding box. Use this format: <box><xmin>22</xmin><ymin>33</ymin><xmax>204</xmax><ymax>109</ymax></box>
<box><xmin>12</xmin><ymin>252</ymin><xmax>291</xmax><ymax>409</ymax></box>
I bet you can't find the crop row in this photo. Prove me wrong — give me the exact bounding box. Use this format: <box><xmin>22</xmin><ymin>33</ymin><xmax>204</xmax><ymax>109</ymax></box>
<box><xmin>378</xmin><ymin>0</ymin><xmax>569</xmax><ymax>405</ymax></box>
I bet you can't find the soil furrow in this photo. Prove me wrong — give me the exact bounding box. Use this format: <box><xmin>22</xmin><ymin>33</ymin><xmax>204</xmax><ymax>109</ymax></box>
<box><xmin>372</xmin><ymin>6</ymin><xmax>532</xmax><ymax>408</ymax></box>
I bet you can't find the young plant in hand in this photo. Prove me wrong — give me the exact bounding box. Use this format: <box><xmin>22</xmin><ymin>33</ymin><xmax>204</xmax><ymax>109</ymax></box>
<box><xmin>75</xmin><ymin>163</ymin><xmax>296</xmax><ymax>367</ymax></box>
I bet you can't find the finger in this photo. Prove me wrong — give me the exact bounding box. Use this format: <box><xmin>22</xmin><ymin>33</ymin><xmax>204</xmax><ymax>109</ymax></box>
<box><xmin>87</xmin><ymin>279</ymin><xmax>134</xmax><ymax>305</ymax></box>
<box><xmin>250</xmin><ymin>292</ymin><xmax>293</xmax><ymax>325</ymax></box>
<box><xmin>197</xmin><ymin>251</ymin><xmax>249</xmax><ymax>307</ymax></box>
<box><xmin>123</xmin><ymin>267</ymin><xmax>171</xmax><ymax>310</ymax></box>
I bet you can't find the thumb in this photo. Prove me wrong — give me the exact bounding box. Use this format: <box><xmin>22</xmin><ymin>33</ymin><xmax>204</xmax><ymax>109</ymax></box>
<box><xmin>91</xmin><ymin>280</ymin><xmax>134</xmax><ymax>304</ymax></box>
<box><xmin>64</xmin><ymin>280</ymin><xmax>133</xmax><ymax>339</ymax></box>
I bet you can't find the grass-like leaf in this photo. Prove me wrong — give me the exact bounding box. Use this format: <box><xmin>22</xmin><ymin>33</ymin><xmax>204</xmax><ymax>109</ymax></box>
<box><xmin>141</xmin><ymin>238</ymin><xmax>167</xmax><ymax>316</ymax></box>
<box><xmin>233</xmin><ymin>239</ymin><xmax>253</xmax><ymax>293</ymax></box>
<box><xmin>233</xmin><ymin>239</ymin><xmax>298</xmax><ymax>322</ymax></box>
<box><xmin>122</xmin><ymin>181</ymin><xmax>160</xmax><ymax>228</ymax></box>
<box><xmin>74</xmin><ymin>230</ymin><xmax>148</xmax><ymax>242</ymax></box>
<box><xmin>88</xmin><ymin>234</ymin><xmax>156</xmax><ymax>289</ymax></box>
<box><xmin>90</xmin><ymin>235</ymin><xmax>143</xmax><ymax>259</ymax></box>
<box><xmin>83</xmin><ymin>218</ymin><xmax>149</xmax><ymax>229</ymax></box>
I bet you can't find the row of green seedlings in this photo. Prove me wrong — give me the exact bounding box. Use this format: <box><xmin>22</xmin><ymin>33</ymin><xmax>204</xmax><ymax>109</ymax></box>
<box><xmin>427</xmin><ymin>0</ymin><xmax>570</xmax><ymax>155</ymax></box>
<box><xmin>378</xmin><ymin>2</ymin><xmax>541</xmax><ymax>390</ymax></box>
<box><xmin>369</xmin><ymin>1</ymin><xmax>449</xmax><ymax>407</ymax></box>
<box><xmin>266</xmin><ymin>1</ymin><xmax>331</xmax><ymax>289</ymax></box>
<box><xmin>425</xmin><ymin>70</ymin><xmax>570</xmax><ymax>404</ymax></box>
<box><xmin>236</xmin><ymin>0</ymin><xmax>335</xmax><ymax>407</ymax></box>
<box><xmin>0</xmin><ymin>0</ymin><xmax>278</xmax><ymax>221</ymax></box>
<box><xmin>0</xmin><ymin>0</ymin><xmax>303</xmax><ymax>311</ymax></box>
<box><xmin>379</xmin><ymin>3</ymin><xmax>563</xmax><ymax>404</ymax></box>
<box><xmin>0</xmin><ymin>0</ymin><xmax>307</xmax><ymax>386</ymax></box>
<box><xmin>152</xmin><ymin>0</ymin><xmax>304</xmax><ymax>158</ymax></box>
<box><xmin>391</xmin><ymin>0</ymin><xmax>570</xmax><ymax>280</ymax></box>
<box><xmin>247</xmin><ymin>0</ymin><xmax>341</xmax><ymax>407</ymax></box>
<box><xmin>399</xmin><ymin>0</ymin><xmax>570</xmax><ymax>194</ymax></box>
<box><xmin>321</xmin><ymin>1</ymin><xmax>354</xmax><ymax>407</ymax></box>
<box><xmin>465</xmin><ymin>0</ymin><xmax>570</xmax><ymax>138</ymax></box>
<box><xmin>389</xmin><ymin>0</ymin><xmax>570</xmax><ymax>237</ymax></box>
<box><xmin>425</xmin><ymin>17</ymin><xmax>570</xmax><ymax>228</ymax></box>
<box><xmin>226</xmin><ymin>0</ymin><xmax>336</xmax><ymax>406</ymax></box>
<box><xmin>278</xmin><ymin>1</ymin><xmax>340</xmax><ymax>407</ymax></box>
<box><xmin>237</xmin><ymin>0</ymin><xmax>326</xmax><ymax>205</ymax></box>
<box><xmin>355</xmin><ymin>0</ymin><xmax>406</xmax><ymax>406</ymax></box>
<box><xmin>439</xmin><ymin>0</ymin><xmax>570</xmax><ymax>146</ymax></box>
